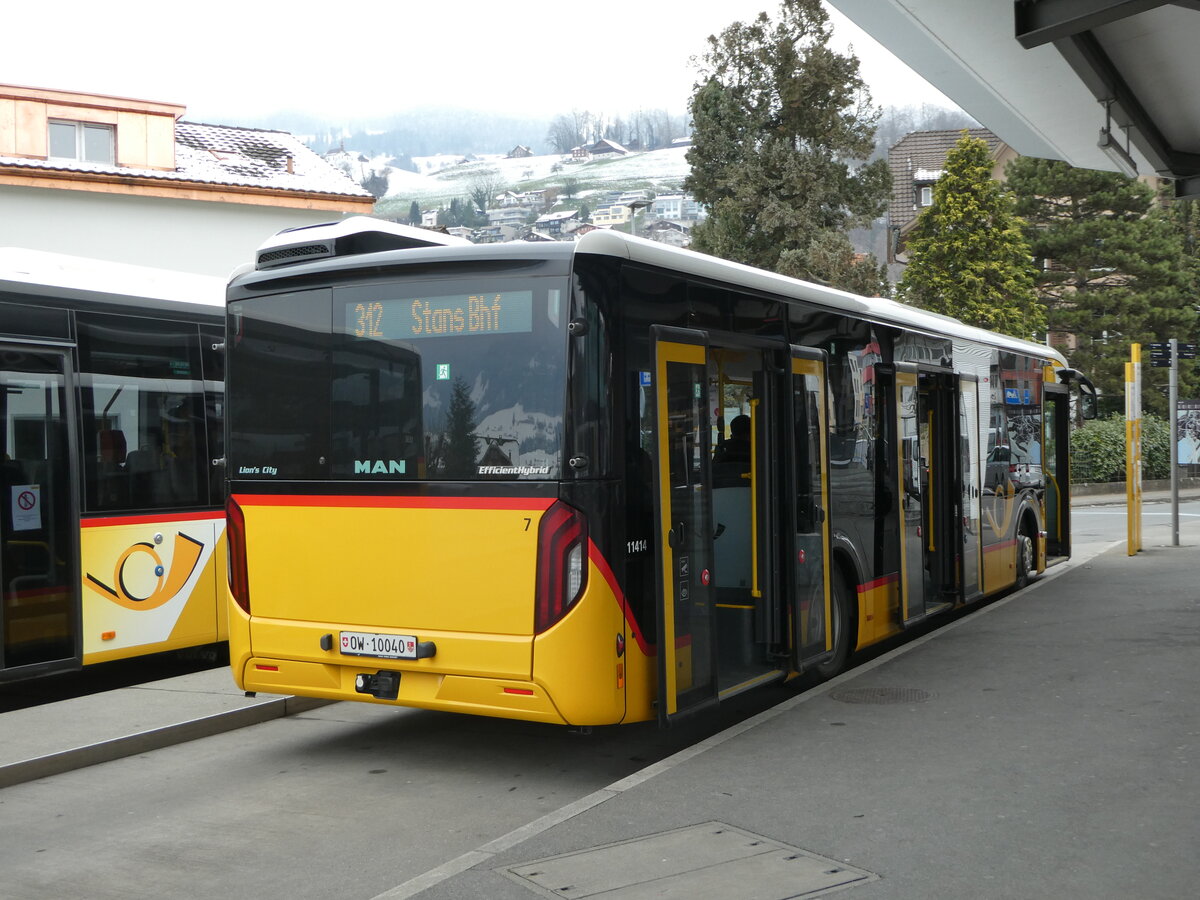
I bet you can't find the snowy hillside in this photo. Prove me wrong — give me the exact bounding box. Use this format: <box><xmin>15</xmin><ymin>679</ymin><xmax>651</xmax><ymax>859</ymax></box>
<box><xmin>326</xmin><ymin>146</ymin><xmax>691</xmax><ymax>213</ymax></box>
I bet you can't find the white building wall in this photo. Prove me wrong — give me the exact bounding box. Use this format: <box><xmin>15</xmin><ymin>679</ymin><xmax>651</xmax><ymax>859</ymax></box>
<box><xmin>1</xmin><ymin>185</ymin><xmax>358</xmax><ymax>278</ymax></box>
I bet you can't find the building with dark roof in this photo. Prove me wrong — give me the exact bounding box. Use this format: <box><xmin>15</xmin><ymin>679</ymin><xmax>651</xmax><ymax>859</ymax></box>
<box><xmin>887</xmin><ymin>128</ymin><xmax>1015</xmax><ymax>264</ymax></box>
<box><xmin>0</xmin><ymin>83</ymin><xmax>374</xmax><ymax>276</ymax></box>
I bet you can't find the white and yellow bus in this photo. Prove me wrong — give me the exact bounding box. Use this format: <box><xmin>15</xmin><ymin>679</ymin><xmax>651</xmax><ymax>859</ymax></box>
<box><xmin>225</xmin><ymin>219</ymin><xmax>1095</xmax><ymax>726</ymax></box>
<box><xmin>0</xmin><ymin>249</ymin><xmax>226</xmax><ymax>682</ymax></box>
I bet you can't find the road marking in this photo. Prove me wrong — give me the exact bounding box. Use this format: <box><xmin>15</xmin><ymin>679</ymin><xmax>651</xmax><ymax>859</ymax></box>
<box><xmin>371</xmin><ymin>537</ymin><xmax>1126</xmax><ymax>900</ymax></box>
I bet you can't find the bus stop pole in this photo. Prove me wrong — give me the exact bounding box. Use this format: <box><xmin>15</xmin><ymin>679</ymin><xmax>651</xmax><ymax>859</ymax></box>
<box><xmin>1170</xmin><ymin>338</ymin><xmax>1179</xmax><ymax>546</ymax></box>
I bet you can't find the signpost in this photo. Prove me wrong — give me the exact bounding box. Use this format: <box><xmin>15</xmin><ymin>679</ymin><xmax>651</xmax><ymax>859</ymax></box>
<box><xmin>1126</xmin><ymin>344</ymin><xmax>1142</xmax><ymax>555</ymax></box>
<box><xmin>1146</xmin><ymin>340</ymin><xmax>1196</xmax><ymax>546</ymax></box>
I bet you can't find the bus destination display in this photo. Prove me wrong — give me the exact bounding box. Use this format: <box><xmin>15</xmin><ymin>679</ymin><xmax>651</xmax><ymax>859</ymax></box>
<box><xmin>347</xmin><ymin>290</ymin><xmax>533</xmax><ymax>341</ymax></box>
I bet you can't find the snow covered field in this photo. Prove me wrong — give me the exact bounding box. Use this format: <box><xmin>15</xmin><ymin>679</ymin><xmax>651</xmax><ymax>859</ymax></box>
<box><xmin>328</xmin><ymin>146</ymin><xmax>691</xmax><ymax>212</ymax></box>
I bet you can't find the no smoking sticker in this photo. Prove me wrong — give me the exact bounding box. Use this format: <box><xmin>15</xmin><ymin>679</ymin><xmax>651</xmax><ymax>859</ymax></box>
<box><xmin>11</xmin><ymin>484</ymin><xmax>41</xmax><ymax>531</ymax></box>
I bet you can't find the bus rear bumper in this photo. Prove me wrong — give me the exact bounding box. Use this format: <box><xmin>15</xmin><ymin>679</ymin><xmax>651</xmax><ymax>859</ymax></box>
<box><xmin>240</xmin><ymin>657</ymin><xmax>570</xmax><ymax>725</ymax></box>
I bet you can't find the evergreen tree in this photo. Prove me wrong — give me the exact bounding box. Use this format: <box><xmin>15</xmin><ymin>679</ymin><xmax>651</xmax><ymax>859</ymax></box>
<box><xmin>898</xmin><ymin>134</ymin><xmax>1043</xmax><ymax>337</ymax></box>
<box><xmin>360</xmin><ymin>169</ymin><xmax>390</xmax><ymax>199</ymax></box>
<box><xmin>1006</xmin><ymin>158</ymin><xmax>1198</xmax><ymax>416</ymax></box>
<box><xmin>684</xmin><ymin>0</ymin><xmax>891</xmax><ymax>294</ymax></box>
<box><xmin>408</xmin><ymin>200</ymin><xmax>421</xmax><ymax>225</ymax></box>
<box><xmin>442</xmin><ymin>377</ymin><xmax>479</xmax><ymax>477</ymax></box>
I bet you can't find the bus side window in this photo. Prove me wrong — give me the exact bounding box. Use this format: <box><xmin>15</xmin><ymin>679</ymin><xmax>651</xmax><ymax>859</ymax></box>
<box><xmin>77</xmin><ymin>313</ymin><xmax>208</xmax><ymax>513</ymax></box>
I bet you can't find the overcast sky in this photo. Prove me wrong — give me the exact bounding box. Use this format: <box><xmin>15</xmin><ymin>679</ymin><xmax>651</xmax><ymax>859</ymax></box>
<box><xmin>6</xmin><ymin>1</ymin><xmax>954</xmax><ymax>124</ymax></box>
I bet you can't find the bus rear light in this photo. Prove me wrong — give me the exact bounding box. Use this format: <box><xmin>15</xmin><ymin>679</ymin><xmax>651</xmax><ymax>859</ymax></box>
<box><xmin>226</xmin><ymin>496</ymin><xmax>251</xmax><ymax>614</ymax></box>
<box><xmin>535</xmin><ymin>501</ymin><xmax>588</xmax><ymax>634</ymax></box>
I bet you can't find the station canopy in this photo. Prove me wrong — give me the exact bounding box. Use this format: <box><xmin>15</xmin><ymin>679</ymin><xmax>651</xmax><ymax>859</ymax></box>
<box><xmin>829</xmin><ymin>1</ymin><xmax>1200</xmax><ymax>197</ymax></box>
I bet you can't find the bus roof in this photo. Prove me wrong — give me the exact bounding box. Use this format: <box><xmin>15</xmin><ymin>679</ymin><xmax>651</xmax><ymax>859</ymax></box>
<box><xmin>575</xmin><ymin>229</ymin><xmax>1068</xmax><ymax>367</ymax></box>
<box><xmin>0</xmin><ymin>248</ymin><xmax>225</xmax><ymax>311</ymax></box>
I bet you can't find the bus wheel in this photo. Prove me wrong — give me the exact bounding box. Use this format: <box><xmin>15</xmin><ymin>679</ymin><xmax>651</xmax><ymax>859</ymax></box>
<box><xmin>814</xmin><ymin>573</ymin><xmax>853</xmax><ymax>681</ymax></box>
<box><xmin>1015</xmin><ymin>527</ymin><xmax>1035</xmax><ymax>589</ymax></box>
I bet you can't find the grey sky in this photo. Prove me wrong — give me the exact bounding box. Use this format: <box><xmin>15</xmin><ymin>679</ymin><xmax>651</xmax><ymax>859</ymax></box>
<box><xmin>8</xmin><ymin>1</ymin><xmax>953</xmax><ymax>123</ymax></box>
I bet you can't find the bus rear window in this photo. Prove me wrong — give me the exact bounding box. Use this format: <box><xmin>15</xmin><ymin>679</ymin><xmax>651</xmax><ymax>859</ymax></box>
<box><xmin>229</xmin><ymin>276</ymin><xmax>567</xmax><ymax>481</ymax></box>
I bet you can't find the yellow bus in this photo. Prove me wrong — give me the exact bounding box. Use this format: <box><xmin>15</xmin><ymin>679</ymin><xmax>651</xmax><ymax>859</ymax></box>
<box><xmin>0</xmin><ymin>249</ymin><xmax>227</xmax><ymax>682</ymax></box>
<box><xmin>225</xmin><ymin>218</ymin><xmax>1095</xmax><ymax>726</ymax></box>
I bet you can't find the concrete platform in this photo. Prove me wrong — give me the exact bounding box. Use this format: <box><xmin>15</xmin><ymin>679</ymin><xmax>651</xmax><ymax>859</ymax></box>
<box><xmin>0</xmin><ymin>668</ymin><xmax>327</xmax><ymax>788</ymax></box>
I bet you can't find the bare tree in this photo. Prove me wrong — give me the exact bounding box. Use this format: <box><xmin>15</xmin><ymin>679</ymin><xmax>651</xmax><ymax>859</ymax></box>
<box><xmin>467</xmin><ymin>167</ymin><xmax>505</xmax><ymax>213</ymax></box>
<box><xmin>546</xmin><ymin>115</ymin><xmax>580</xmax><ymax>153</ymax></box>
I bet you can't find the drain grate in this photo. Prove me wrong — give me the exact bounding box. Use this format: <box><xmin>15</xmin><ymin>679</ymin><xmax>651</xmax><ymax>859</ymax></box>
<box><xmin>500</xmin><ymin>821</ymin><xmax>878</xmax><ymax>899</ymax></box>
<box><xmin>829</xmin><ymin>686</ymin><xmax>934</xmax><ymax>704</ymax></box>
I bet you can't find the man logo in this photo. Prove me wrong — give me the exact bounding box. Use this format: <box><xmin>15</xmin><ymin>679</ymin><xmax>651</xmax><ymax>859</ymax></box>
<box><xmin>354</xmin><ymin>459</ymin><xmax>406</xmax><ymax>475</ymax></box>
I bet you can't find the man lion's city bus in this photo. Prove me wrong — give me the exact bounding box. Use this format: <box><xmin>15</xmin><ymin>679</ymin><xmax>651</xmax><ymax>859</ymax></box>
<box><xmin>225</xmin><ymin>218</ymin><xmax>1095</xmax><ymax>726</ymax></box>
<box><xmin>0</xmin><ymin>249</ymin><xmax>226</xmax><ymax>683</ymax></box>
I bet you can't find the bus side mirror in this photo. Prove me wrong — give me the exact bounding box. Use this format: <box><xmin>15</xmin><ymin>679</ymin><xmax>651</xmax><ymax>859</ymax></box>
<box><xmin>1057</xmin><ymin>368</ymin><xmax>1098</xmax><ymax>420</ymax></box>
<box><xmin>1080</xmin><ymin>389</ymin><xmax>1098</xmax><ymax>420</ymax></box>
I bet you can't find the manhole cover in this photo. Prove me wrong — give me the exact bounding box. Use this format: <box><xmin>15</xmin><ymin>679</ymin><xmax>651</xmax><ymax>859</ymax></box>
<box><xmin>829</xmin><ymin>687</ymin><xmax>934</xmax><ymax>704</ymax></box>
<box><xmin>500</xmin><ymin>821</ymin><xmax>878</xmax><ymax>899</ymax></box>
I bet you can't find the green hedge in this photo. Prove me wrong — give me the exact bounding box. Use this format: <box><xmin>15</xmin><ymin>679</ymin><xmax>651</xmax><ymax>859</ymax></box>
<box><xmin>1070</xmin><ymin>413</ymin><xmax>1171</xmax><ymax>484</ymax></box>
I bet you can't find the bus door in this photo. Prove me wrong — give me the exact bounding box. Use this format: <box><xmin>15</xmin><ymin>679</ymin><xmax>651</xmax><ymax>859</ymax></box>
<box><xmin>650</xmin><ymin>326</ymin><xmax>718</xmax><ymax>724</ymax></box>
<box><xmin>789</xmin><ymin>348</ymin><xmax>832</xmax><ymax>670</ymax></box>
<box><xmin>1044</xmin><ymin>384</ymin><xmax>1071</xmax><ymax>559</ymax></box>
<box><xmin>899</xmin><ymin>365</ymin><xmax>960</xmax><ymax>625</ymax></box>
<box><xmin>0</xmin><ymin>347</ymin><xmax>81</xmax><ymax>680</ymax></box>
<box><xmin>959</xmin><ymin>375</ymin><xmax>982</xmax><ymax>601</ymax></box>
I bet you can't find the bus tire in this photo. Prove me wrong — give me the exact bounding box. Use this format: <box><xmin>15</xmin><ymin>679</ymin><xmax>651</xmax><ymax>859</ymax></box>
<box><xmin>813</xmin><ymin>572</ymin><xmax>854</xmax><ymax>681</ymax></box>
<box><xmin>1015</xmin><ymin>525</ymin><xmax>1035</xmax><ymax>590</ymax></box>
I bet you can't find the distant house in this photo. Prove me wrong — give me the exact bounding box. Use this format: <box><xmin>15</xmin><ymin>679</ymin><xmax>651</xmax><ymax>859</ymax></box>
<box><xmin>445</xmin><ymin>226</ymin><xmax>474</xmax><ymax>241</ymax></box>
<box><xmin>0</xmin><ymin>82</ymin><xmax>373</xmax><ymax>276</ymax></box>
<box><xmin>651</xmin><ymin>192</ymin><xmax>706</xmax><ymax>223</ymax></box>
<box><xmin>590</xmin><ymin>204</ymin><xmax>631</xmax><ymax>227</ymax></box>
<box><xmin>507</xmin><ymin>145</ymin><xmax>533</xmax><ymax>158</ymax></box>
<box><xmin>534</xmin><ymin>209</ymin><xmax>580</xmax><ymax>238</ymax></box>
<box><xmin>887</xmin><ymin>128</ymin><xmax>1016</xmax><ymax>264</ymax></box>
<box><xmin>487</xmin><ymin>206</ymin><xmax>529</xmax><ymax>228</ymax></box>
<box><xmin>475</xmin><ymin>223</ymin><xmax>519</xmax><ymax>244</ymax></box>
<box><xmin>421</xmin><ymin>209</ymin><xmax>440</xmax><ymax>228</ymax></box>
<box><xmin>670</xmin><ymin>136</ymin><xmax>693</xmax><ymax>148</ymax></box>
<box><xmin>646</xmin><ymin>219</ymin><xmax>690</xmax><ymax>247</ymax></box>
<box><xmin>570</xmin><ymin>146</ymin><xmax>590</xmax><ymax>161</ymax></box>
<box><xmin>521</xmin><ymin>229</ymin><xmax>557</xmax><ymax>242</ymax></box>
<box><xmin>590</xmin><ymin>138</ymin><xmax>629</xmax><ymax>156</ymax></box>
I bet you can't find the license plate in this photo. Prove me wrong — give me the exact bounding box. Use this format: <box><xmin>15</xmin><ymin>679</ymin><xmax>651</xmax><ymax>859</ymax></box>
<box><xmin>339</xmin><ymin>631</ymin><xmax>418</xmax><ymax>659</ymax></box>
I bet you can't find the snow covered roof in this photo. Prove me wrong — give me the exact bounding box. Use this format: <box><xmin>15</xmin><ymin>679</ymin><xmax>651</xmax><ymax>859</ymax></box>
<box><xmin>535</xmin><ymin>210</ymin><xmax>580</xmax><ymax>223</ymax></box>
<box><xmin>0</xmin><ymin>121</ymin><xmax>371</xmax><ymax>200</ymax></box>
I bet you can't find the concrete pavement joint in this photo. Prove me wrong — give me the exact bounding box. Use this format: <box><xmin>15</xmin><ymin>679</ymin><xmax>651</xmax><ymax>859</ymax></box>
<box><xmin>367</xmin><ymin>535</ymin><xmax>1128</xmax><ymax>899</ymax></box>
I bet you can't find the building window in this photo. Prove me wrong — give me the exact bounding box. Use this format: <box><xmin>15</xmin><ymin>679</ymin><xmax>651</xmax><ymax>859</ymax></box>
<box><xmin>48</xmin><ymin>120</ymin><xmax>115</xmax><ymax>164</ymax></box>
<box><xmin>918</xmin><ymin>185</ymin><xmax>934</xmax><ymax>207</ymax></box>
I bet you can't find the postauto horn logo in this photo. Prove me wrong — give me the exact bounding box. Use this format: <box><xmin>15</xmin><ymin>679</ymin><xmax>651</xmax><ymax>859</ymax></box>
<box><xmin>85</xmin><ymin>532</ymin><xmax>205</xmax><ymax>611</ymax></box>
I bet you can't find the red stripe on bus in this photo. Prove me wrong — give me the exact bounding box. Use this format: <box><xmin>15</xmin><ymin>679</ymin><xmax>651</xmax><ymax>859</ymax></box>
<box><xmin>985</xmin><ymin>539</ymin><xmax>1018</xmax><ymax>552</ymax></box>
<box><xmin>231</xmin><ymin>494</ymin><xmax>555</xmax><ymax>511</ymax></box>
<box><xmin>82</xmin><ymin>511</ymin><xmax>223</xmax><ymax>528</ymax></box>
<box><xmin>588</xmin><ymin>539</ymin><xmax>653</xmax><ymax>658</ymax></box>
<box><xmin>858</xmin><ymin>573</ymin><xmax>898</xmax><ymax>593</ymax></box>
